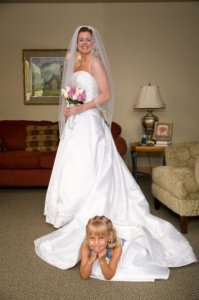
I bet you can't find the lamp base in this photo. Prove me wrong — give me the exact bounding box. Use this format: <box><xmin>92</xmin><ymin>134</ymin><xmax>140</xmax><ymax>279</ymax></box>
<box><xmin>142</xmin><ymin>109</ymin><xmax>159</xmax><ymax>142</ymax></box>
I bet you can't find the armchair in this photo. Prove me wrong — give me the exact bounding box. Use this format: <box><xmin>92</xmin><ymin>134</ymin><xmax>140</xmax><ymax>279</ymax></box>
<box><xmin>152</xmin><ymin>142</ymin><xmax>199</xmax><ymax>233</ymax></box>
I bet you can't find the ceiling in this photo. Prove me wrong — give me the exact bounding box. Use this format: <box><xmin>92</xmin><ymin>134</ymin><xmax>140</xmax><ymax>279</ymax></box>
<box><xmin>0</xmin><ymin>0</ymin><xmax>197</xmax><ymax>3</ymax></box>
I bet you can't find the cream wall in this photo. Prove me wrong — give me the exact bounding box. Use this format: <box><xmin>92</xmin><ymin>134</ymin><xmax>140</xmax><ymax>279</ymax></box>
<box><xmin>0</xmin><ymin>2</ymin><xmax>199</xmax><ymax>167</ymax></box>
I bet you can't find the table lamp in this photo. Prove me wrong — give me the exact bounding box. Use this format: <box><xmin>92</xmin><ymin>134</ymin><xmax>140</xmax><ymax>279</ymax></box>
<box><xmin>134</xmin><ymin>83</ymin><xmax>166</xmax><ymax>143</ymax></box>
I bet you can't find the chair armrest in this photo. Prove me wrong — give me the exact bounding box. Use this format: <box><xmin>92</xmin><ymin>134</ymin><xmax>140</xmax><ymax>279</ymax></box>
<box><xmin>194</xmin><ymin>157</ymin><xmax>199</xmax><ymax>187</ymax></box>
<box><xmin>152</xmin><ymin>166</ymin><xmax>199</xmax><ymax>199</ymax></box>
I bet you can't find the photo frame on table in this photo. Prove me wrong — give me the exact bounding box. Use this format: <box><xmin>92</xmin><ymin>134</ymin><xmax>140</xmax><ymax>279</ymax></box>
<box><xmin>23</xmin><ymin>49</ymin><xmax>67</xmax><ymax>104</ymax></box>
<box><xmin>153</xmin><ymin>122</ymin><xmax>173</xmax><ymax>141</ymax></box>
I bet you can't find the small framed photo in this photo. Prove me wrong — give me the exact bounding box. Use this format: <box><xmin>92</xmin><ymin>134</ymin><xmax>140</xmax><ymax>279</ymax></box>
<box><xmin>153</xmin><ymin>122</ymin><xmax>173</xmax><ymax>141</ymax></box>
<box><xmin>23</xmin><ymin>49</ymin><xmax>67</xmax><ymax>105</ymax></box>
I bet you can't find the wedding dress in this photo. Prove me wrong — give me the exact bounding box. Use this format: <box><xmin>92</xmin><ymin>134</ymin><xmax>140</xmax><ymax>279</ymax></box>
<box><xmin>34</xmin><ymin>71</ymin><xmax>197</xmax><ymax>281</ymax></box>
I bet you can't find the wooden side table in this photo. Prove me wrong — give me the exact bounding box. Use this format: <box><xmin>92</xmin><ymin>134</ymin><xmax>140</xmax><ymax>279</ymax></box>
<box><xmin>130</xmin><ymin>143</ymin><xmax>165</xmax><ymax>181</ymax></box>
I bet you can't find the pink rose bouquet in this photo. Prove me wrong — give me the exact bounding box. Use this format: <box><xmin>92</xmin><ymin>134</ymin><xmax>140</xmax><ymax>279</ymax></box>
<box><xmin>61</xmin><ymin>86</ymin><xmax>86</xmax><ymax>105</ymax></box>
<box><xmin>61</xmin><ymin>86</ymin><xmax>86</xmax><ymax>129</ymax></box>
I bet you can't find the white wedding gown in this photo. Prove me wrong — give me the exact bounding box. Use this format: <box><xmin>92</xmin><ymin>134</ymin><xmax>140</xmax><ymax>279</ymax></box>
<box><xmin>34</xmin><ymin>71</ymin><xmax>197</xmax><ymax>281</ymax></box>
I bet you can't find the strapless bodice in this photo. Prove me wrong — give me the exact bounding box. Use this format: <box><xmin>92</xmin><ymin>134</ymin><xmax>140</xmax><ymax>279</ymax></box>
<box><xmin>71</xmin><ymin>71</ymin><xmax>99</xmax><ymax>102</ymax></box>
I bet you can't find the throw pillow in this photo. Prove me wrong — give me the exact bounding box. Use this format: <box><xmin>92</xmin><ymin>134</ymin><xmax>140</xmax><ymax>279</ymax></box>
<box><xmin>25</xmin><ymin>125</ymin><xmax>59</xmax><ymax>152</ymax></box>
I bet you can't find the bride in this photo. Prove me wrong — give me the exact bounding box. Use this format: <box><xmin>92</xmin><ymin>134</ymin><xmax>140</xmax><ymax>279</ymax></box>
<box><xmin>34</xmin><ymin>26</ymin><xmax>197</xmax><ymax>281</ymax></box>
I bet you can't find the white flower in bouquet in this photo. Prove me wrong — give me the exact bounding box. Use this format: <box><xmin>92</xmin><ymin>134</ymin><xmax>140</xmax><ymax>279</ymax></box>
<box><xmin>61</xmin><ymin>86</ymin><xmax>86</xmax><ymax>105</ymax></box>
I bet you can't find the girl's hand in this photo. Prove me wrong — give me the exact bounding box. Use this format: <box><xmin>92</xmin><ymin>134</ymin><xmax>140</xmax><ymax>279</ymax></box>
<box><xmin>98</xmin><ymin>249</ymin><xmax>107</xmax><ymax>261</ymax></box>
<box><xmin>88</xmin><ymin>251</ymin><xmax>97</xmax><ymax>265</ymax></box>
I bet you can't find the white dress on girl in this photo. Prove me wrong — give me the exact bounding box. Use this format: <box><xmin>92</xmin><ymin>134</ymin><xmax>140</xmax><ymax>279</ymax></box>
<box><xmin>34</xmin><ymin>71</ymin><xmax>197</xmax><ymax>281</ymax></box>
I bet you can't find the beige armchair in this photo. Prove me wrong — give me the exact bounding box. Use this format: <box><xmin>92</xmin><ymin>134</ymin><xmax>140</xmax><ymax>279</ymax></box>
<box><xmin>152</xmin><ymin>142</ymin><xmax>199</xmax><ymax>233</ymax></box>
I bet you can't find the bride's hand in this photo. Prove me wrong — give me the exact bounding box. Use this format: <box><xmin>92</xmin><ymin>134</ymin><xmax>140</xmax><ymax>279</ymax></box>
<box><xmin>64</xmin><ymin>107</ymin><xmax>72</xmax><ymax>117</ymax></box>
<box><xmin>64</xmin><ymin>105</ymin><xmax>86</xmax><ymax>116</ymax></box>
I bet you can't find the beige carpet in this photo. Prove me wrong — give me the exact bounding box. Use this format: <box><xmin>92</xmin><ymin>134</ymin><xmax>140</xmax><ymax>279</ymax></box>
<box><xmin>0</xmin><ymin>176</ymin><xmax>199</xmax><ymax>300</ymax></box>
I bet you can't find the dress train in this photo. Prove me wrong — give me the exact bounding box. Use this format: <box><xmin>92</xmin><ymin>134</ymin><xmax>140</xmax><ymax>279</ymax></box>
<box><xmin>34</xmin><ymin>71</ymin><xmax>197</xmax><ymax>281</ymax></box>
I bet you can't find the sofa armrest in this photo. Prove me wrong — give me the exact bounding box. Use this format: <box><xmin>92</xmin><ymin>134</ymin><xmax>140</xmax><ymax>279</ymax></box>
<box><xmin>111</xmin><ymin>122</ymin><xmax>121</xmax><ymax>138</ymax></box>
<box><xmin>111</xmin><ymin>121</ymin><xmax>127</xmax><ymax>157</ymax></box>
<box><xmin>114</xmin><ymin>136</ymin><xmax>127</xmax><ymax>157</ymax></box>
<box><xmin>152</xmin><ymin>166</ymin><xmax>199</xmax><ymax>199</ymax></box>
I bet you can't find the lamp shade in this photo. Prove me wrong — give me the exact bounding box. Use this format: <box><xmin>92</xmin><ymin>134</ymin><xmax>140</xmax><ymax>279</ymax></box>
<box><xmin>134</xmin><ymin>84</ymin><xmax>166</xmax><ymax>109</ymax></box>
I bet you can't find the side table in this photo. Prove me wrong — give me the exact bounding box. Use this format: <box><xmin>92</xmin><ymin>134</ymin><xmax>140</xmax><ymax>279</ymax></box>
<box><xmin>130</xmin><ymin>143</ymin><xmax>165</xmax><ymax>181</ymax></box>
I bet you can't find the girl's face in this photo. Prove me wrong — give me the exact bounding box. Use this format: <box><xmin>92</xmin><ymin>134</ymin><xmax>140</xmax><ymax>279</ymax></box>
<box><xmin>77</xmin><ymin>31</ymin><xmax>93</xmax><ymax>55</ymax></box>
<box><xmin>87</xmin><ymin>231</ymin><xmax>109</xmax><ymax>254</ymax></box>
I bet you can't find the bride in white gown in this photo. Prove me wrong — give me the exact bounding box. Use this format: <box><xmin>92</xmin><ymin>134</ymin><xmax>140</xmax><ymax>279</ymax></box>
<box><xmin>34</xmin><ymin>26</ymin><xmax>197</xmax><ymax>281</ymax></box>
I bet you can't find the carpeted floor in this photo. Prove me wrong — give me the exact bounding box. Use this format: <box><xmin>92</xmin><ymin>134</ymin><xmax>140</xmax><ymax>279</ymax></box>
<box><xmin>0</xmin><ymin>176</ymin><xmax>199</xmax><ymax>300</ymax></box>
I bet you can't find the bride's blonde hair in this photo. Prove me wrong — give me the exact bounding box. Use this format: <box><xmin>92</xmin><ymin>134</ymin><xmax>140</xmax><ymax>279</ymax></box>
<box><xmin>86</xmin><ymin>215</ymin><xmax>120</xmax><ymax>248</ymax></box>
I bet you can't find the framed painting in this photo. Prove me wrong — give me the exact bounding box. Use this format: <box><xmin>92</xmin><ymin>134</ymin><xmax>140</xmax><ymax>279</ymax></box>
<box><xmin>153</xmin><ymin>122</ymin><xmax>173</xmax><ymax>141</ymax></box>
<box><xmin>23</xmin><ymin>49</ymin><xmax>67</xmax><ymax>104</ymax></box>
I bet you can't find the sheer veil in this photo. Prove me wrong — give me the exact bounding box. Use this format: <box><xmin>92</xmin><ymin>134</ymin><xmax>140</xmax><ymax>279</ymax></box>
<box><xmin>58</xmin><ymin>25</ymin><xmax>114</xmax><ymax>137</ymax></box>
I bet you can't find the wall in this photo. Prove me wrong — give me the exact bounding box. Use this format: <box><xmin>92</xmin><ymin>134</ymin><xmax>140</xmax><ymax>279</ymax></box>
<box><xmin>0</xmin><ymin>2</ymin><xmax>199</xmax><ymax>167</ymax></box>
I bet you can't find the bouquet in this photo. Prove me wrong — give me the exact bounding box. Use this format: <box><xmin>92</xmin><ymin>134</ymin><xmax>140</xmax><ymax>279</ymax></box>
<box><xmin>61</xmin><ymin>86</ymin><xmax>86</xmax><ymax>129</ymax></box>
<box><xmin>61</xmin><ymin>86</ymin><xmax>86</xmax><ymax>106</ymax></box>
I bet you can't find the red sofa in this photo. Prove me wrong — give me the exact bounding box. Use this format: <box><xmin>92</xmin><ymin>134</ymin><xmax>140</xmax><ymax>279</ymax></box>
<box><xmin>0</xmin><ymin>120</ymin><xmax>127</xmax><ymax>187</ymax></box>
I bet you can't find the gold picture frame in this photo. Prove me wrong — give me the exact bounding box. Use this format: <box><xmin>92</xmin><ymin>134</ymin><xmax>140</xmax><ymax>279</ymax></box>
<box><xmin>153</xmin><ymin>122</ymin><xmax>173</xmax><ymax>141</ymax></box>
<box><xmin>23</xmin><ymin>49</ymin><xmax>67</xmax><ymax>105</ymax></box>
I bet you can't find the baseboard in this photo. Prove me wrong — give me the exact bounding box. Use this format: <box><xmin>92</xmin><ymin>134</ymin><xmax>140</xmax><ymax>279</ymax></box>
<box><xmin>138</xmin><ymin>166</ymin><xmax>151</xmax><ymax>174</ymax></box>
<box><xmin>127</xmin><ymin>166</ymin><xmax>152</xmax><ymax>175</ymax></box>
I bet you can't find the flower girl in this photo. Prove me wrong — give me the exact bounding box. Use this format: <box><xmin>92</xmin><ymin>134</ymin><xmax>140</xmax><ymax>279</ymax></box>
<box><xmin>80</xmin><ymin>216</ymin><xmax>123</xmax><ymax>280</ymax></box>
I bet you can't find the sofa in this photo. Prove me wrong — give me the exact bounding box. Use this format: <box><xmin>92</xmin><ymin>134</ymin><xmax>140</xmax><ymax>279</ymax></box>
<box><xmin>152</xmin><ymin>142</ymin><xmax>199</xmax><ymax>233</ymax></box>
<box><xmin>0</xmin><ymin>120</ymin><xmax>127</xmax><ymax>187</ymax></box>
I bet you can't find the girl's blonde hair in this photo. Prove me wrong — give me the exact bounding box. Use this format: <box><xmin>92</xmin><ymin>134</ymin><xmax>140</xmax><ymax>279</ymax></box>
<box><xmin>86</xmin><ymin>215</ymin><xmax>120</xmax><ymax>248</ymax></box>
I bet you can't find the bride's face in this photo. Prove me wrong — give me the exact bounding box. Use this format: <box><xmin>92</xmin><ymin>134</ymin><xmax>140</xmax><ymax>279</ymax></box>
<box><xmin>77</xmin><ymin>31</ymin><xmax>93</xmax><ymax>55</ymax></box>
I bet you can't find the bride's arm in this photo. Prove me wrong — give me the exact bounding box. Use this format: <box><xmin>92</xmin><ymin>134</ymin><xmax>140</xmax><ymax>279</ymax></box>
<box><xmin>90</xmin><ymin>57</ymin><xmax>110</xmax><ymax>106</ymax></box>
